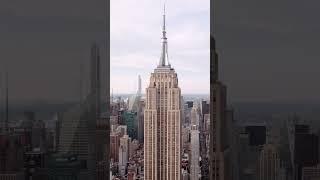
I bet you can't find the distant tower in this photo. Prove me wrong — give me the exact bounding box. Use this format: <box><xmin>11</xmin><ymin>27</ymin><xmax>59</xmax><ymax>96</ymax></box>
<box><xmin>128</xmin><ymin>75</ymin><xmax>142</xmax><ymax>111</ymax></box>
<box><xmin>138</xmin><ymin>75</ymin><xmax>142</xmax><ymax>95</ymax></box>
<box><xmin>144</xmin><ymin>5</ymin><xmax>182</xmax><ymax>180</ymax></box>
<box><xmin>137</xmin><ymin>75</ymin><xmax>144</xmax><ymax>143</ymax></box>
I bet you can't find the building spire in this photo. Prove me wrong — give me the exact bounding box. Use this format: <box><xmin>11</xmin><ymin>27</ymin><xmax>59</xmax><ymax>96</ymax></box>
<box><xmin>159</xmin><ymin>3</ymin><xmax>170</xmax><ymax>67</ymax></box>
<box><xmin>163</xmin><ymin>4</ymin><xmax>166</xmax><ymax>32</ymax></box>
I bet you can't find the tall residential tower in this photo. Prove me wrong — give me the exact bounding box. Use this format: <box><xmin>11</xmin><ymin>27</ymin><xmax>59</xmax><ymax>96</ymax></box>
<box><xmin>144</xmin><ymin>6</ymin><xmax>182</xmax><ymax>180</ymax></box>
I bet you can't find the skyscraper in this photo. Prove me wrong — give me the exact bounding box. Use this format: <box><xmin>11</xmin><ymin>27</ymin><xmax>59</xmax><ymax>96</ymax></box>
<box><xmin>144</xmin><ymin>5</ymin><xmax>182</xmax><ymax>180</ymax></box>
<box><xmin>190</xmin><ymin>104</ymin><xmax>200</xmax><ymax>179</ymax></box>
<box><xmin>128</xmin><ymin>75</ymin><xmax>142</xmax><ymax>112</ymax></box>
<box><xmin>110</xmin><ymin>131</ymin><xmax>120</xmax><ymax>162</ymax></box>
<box><xmin>257</xmin><ymin>144</ymin><xmax>281</xmax><ymax>180</ymax></box>
<box><xmin>209</xmin><ymin>19</ymin><xmax>232</xmax><ymax>180</ymax></box>
<box><xmin>190</xmin><ymin>125</ymin><xmax>200</xmax><ymax>180</ymax></box>
<box><xmin>58</xmin><ymin>44</ymin><xmax>101</xmax><ymax>180</ymax></box>
<box><xmin>119</xmin><ymin>135</ymin><xmax>130</xmax><ymax>176</ymax></box>
<box><xmin>191</xmin><ymin>105</ymin><xmax>200</xmax><ymax>127</ymax></box>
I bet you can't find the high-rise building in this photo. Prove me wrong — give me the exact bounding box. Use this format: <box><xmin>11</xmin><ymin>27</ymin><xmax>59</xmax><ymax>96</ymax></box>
<box><xmin>238</xmin><ymin>133</ymin><xmax>259</xmax><ymax>180</ymax></box>
<box><xmin>204</xmin><ymin>113</ymin><xmax>210</xmax><ymax>132</ymax></box>
<box><xmin>301</xmin><ymin>164</ymin><xmax>320</xmax><ymax>180</ymax></box>
<box><xmin>119</xmin><ymin>135</ymin><xmax>130</xmax><ymax>176</ymax></box>
<box><xmin>110</xmin><ymin>132</ymin><xmax>120</xmax><ymax>162</ymax></box>
<box><xmin>31</xmin><ymin>120</ymin><xmax>46</xmax><ymax>151</ymax></box>
<box><xmin>96</xmin><ymin>113</ymin><xmax>109</xmax><ymax>180</ymax></box>
<box><xmin>129</xmin><ymin>139</ymin><xmax>139</xmax><ymax>158</ymax></box>
<box><xmin>0</xmin><ymin>134</ymin><xmax>25</xmax><ymax>180</ymax></box>
<box><xmin>209</xmin><ymin>9</ymin><xmax>232</xmax><ymax>179</ymax></box>
<box><xmin>245</xmin><ymin>126</ymin><xmax>267</xmax><ymax>146</ymax></box>
<box><xmin>294</xmin><ymin>125</ymin><xmax>319</xmax><ymax>180</ymax></box>
<box><xmin>200</xmin><ymin>100</ymin><xmax>209</xmax><ymax>131</ymax></box>
<box><xmin>137</xmin><ymin>99</ymin><xmax>145</xmax><ymax>143</ymax></box>
<box><xmin>190</xmin><ymin>103</ymin><xmax>201</xmax><ymax>179</ymax></box>
<box><xmin>210</xmin><ymin>80</ymin><xmax>231</xmax><ymax>180</ymax></box>
<box><xmin>96</xmin><ymin>113</ymin><xmax>110</xmax><ymax>161</ymax></box>
<box><xmin>58</xmin><ymin>44</ymin><xmax>101</xmax><ymax>180</ymax></box>
<box><xmin>257</xmin><ymin>144</ymin><xmax>281</xmax><ymax>180</ymax></box>
<box><xmin>122</xmin><ymin>111</ymin><xmax>138</xmax><ymax>139</ymax></box>
<box><xmin>144</xmin><ymin>6</ymin><xmax>182</xmax><ymax>180</ymax></box>
<box><xmin>128</xmin><ymin>75</ymin><xmax>142</xmax><ymax>112</ymax></box>
<box><xmin>96</xmin><ymin>161</ymin><xmax>109</xmax><ymax>180</ymax></box>
<box><xmin>190</xmin><ymin>125</ymin><xmax>200</xmax><ymax>180</ymax></box>
<box><xmin>191</xmin><ymin>105</ymin><xmax>200</xmax><ymax>127</ymax></box>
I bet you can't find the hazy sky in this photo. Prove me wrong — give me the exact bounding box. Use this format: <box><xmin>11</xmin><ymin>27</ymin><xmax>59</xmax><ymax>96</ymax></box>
<box><xmin>215</xmin><ymin>0</ymin><xmax>320</xmax><ymax>102</ymax></box>
<box><xmin>111</xmin><ymin>0</ymin><xmax>210</xmax><ymax>94</ymax></box>
<box><xmin>0</xmin><ymin>0</ymin><xmax>107</xmax><ymax>103</ymax></box>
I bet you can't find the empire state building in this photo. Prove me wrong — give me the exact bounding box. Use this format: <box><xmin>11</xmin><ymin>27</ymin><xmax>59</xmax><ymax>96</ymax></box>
<box><xmin>144</xmin><ymin>6</ymin><xmax>182</xmax><ymax>180</ymax></box>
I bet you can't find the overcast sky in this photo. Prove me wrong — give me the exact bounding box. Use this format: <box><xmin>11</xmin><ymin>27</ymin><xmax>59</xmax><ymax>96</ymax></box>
<box><xmin>216</xmin><ymin>0</ymin><xmax>320</xmax><ymax>102</ymax></box>
<box><xmin>110</xmin><ymin>0</ymin><xmax>210</xmax><ymax>94</ymax></box>
<box><xmin>0</xmin><ymin>0</ymin><xmax>106</xmax><ymax>103</ymax></box>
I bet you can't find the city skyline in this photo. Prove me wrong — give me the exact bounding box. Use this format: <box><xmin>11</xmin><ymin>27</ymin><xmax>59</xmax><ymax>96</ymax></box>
<box><xmin>110</xmin><ymin>0</ymin><xmax>210</xmax><ymax>94</ymax></box>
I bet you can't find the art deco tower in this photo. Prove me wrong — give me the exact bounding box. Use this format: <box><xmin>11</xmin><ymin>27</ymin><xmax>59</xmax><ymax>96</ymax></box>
<box><xmin>144</xmin><ymin>6</ymin><xmax>182</xmax><ymax>180</ymax></box>
<box><xmin>209</xmin><ymin>2</ymin><xmax>232</xmax><ymax>178</ymax></box>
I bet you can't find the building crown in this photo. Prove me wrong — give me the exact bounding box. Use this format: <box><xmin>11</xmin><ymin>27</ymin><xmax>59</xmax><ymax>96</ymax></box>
<box><xmin>158</xmin><ymin>4</ymin><xmax>171</xmax><ymax>68</ymax></box>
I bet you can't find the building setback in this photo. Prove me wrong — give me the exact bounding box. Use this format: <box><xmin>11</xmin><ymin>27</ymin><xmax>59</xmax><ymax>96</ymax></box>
<box><xmin>144</xmin><ymin>5</ymin><xmax>182</xmax><ymax>180</ymax></box>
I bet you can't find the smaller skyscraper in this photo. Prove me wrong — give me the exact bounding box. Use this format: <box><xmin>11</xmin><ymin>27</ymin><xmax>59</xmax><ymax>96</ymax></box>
<box><xmin>110</xmin><ymin>132</ymin><xmax>120</xmax><ymax>162</ymax></box>
<box><xmin>257</xmin><ymin>144</ymin><xmax>280</xmax><ymax>180</ymax></box>
<box><xmin>0</xmin><ymin>134</ymin><xmax>25</xmax><ymax>180</ymax></box>
<box><xmin>245</xmin><ymin>126</ymin><xmax>267</xmax><ymax>146</ymax></box>
<box><xmin>118</xmin><ymin>135</ymin><xmax>130</xmax><ymax>176</ymax></box>
<box><xmin>122</xmin><ymin>111</ymin><xmax>138</xmax><ymax>139</ymax></box>
<box><xmin>58</xmin><ymin>43</ymin><xmax>101</xmax><ymax>180</ymax></box>
<box><xmin>190</xmin><ymin>125</ymin><xmax>200</xmax><ymax>180</ymax></box>
<box><xmin>137</xmin><ymin>99</ymin><xmax>145</xmax><ymax>143</ymax></box>
<box><xmin>31</xmin><ymin>120</ymin><xmax>46</xmax><ymax>151</ymax></box>
<box><xmin>191</xmin><ymin>105</ymin><xmax>200</xmax><ymax>127</ymax></box>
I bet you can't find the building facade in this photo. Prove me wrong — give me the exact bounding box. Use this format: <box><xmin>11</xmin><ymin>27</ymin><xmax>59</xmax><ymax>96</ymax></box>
<box><xmin>119</xmin><ymin>135</ymin><xmax>130</xmax><ymax>176</ymax></box>
<box><xmin>258</xmin><ymin>144</ymin><xmax>280</xmax><ymax>180</ymax></box>
<box><xmin>144</xmin><ymin>6</ymin><xmax>182</xmax><ymax>180</ymax></box>
<box><xmin>190</xmin><ymin>125</ymin><xmax>200</xmax><ymax>180</ymax></box>
<box><xmin>58</xmin><ymin>44</ymin><xmax>101</xmax><ymax>180</ymax></box>
<box><xmin>210</xmin><ymin>28</ymin><xmax>232</xmax><ymax>180</ymax></box>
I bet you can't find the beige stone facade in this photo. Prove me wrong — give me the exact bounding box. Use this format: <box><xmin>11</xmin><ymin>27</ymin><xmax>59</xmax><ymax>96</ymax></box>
<box><xmin>144</xmin><ymin>67</ymin><xmax>181</xmax><ymax>180</ymax></box>
<box><xmin>144</xmin><ymin>6</ymin><xmax>182</xmax><ymax>180</ymax></box>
